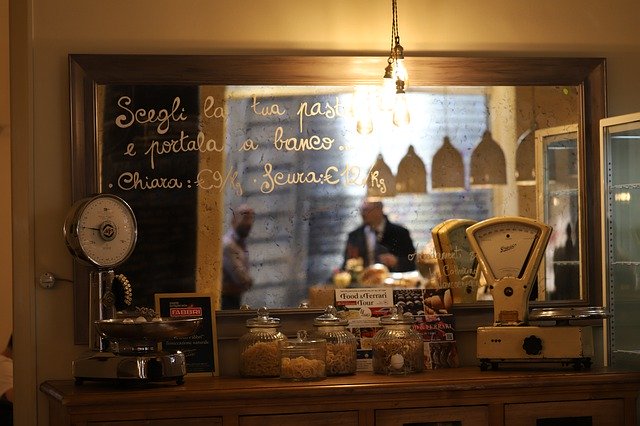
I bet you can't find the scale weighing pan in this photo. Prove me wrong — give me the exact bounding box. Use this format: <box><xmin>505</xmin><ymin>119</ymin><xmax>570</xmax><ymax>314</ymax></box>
<box><xmin>95</xmin><ymin>317</ymin><xmax>202</xmax><ymax>341</ymax></box>
<box><xmin>466</xmin><ymin>216</ymin><xmax>551</xmax><ymax>325</ymax></box>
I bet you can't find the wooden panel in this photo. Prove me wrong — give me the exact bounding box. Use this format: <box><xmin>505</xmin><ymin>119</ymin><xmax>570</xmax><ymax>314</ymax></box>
<box><xmin>239</xmin><ymin>411</ymin><xmax>358</xmax><ymax>426</ymax></box>
<box><xmin>89</xmin><ymin>418</ymin><xmax>222</xmax><ymax>426</ymax></box>
<box><xmin>40</xmin><ymin>368</ymin><xmax>640</xmax><ymax>426</ymax></box>
<box><xmin>376</xmin><ymin>405</ymin><xmax>488</xmax><ymax>426</ymax></box>
<box><xmin>504</xmin><ymin>399</ymin><xmax>624</xmax><ymax>426</ymax></box>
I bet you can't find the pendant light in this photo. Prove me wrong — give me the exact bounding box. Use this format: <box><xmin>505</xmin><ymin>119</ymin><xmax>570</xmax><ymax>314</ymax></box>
<box><xmin>354</xmin><ymin>86</ymin><xmax>374</xmax><ymax>135</ymax></box>
<box><xmin>470</xmin><ymin>130</ymin><xmax>507</xmax><ymax>186</ymax></box>
<box><xmin>382</xmin><ymin>0</ymin><xmax>410</xmax><ymax>126</ymax></box>
<box><xmin>396</xmin><ymin>145</ymin><xmax>427</xmax><ymax>193</ymax></box>
<box><xmin>432</xmin><ymin>136</ymin><xmax>465</xmax><ymax>190</ymax></box>
<box><xmin>471</xmin><ymin>99</ymin><xmax>507</xmax><ymax>186</ymax></box>
<box><xmin>432</xmin><ymin>90</ymin><xmax>464</xmax><ymax>190</ymax></box>
<box><xmin>367</xmin><ymin>153</ymin><xmax>397</xmax><ymax>198</ymax></box>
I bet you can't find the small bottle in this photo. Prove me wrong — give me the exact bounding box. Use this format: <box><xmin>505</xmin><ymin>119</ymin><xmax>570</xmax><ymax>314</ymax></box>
<box><xmin>239</xmin><ymin>307</ymin><xmax>287</xmax><ymax>377</ymax></box>
<box><xmin>312</xmin><ymin>305</ymin><xmax>357</xmax><ymax>376</ymax></box>
<box><xmin>280</xmin><ymin>330</ymin><xmax>327</xmax><ymax>381</ymax></box>
<box><xmin>372</xmin><ymin>304</ymin><xmax>424</xmax><ymax>375</ymax></box>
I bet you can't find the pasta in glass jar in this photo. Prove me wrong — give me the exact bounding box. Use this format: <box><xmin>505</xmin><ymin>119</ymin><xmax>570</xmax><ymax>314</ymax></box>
<box><xmin>280</xmin><ymin>330</ymin><xmax>327</xmax><ymax>381</ymax></box>
<box><xmin>312</xmin><ymin>305</ymin><xmax>357</xmax><ymax>376</ymax></box>
<box><xmin>372</xmin><ymin>304</ymin><xmax>424</xmax><ymax>375</ymax></box>
<box><xmin>239</xmin><ymin>307</ymin><xmax>287</xmax><ymax>377</ymax></box>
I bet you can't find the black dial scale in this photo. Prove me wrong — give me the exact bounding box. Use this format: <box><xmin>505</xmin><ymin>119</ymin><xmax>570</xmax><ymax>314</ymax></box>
<box><xmin>64</xmin><ymin>194</ymin><xmax>199</xmax><ymax>384</ymax></box>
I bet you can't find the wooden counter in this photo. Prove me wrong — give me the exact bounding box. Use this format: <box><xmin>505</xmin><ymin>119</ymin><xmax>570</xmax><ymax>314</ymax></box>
<box><xmin>41</xmin><ymin>367</ymin><xmax>640</xmax><ymax>425</ymax></box>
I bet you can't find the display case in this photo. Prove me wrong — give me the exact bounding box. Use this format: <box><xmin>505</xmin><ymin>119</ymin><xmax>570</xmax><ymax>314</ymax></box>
<box><xmin>600</xmin><ymin>112</ymin><xmax>640</xmax><ymax>368</ymax></box>
<box><xmin>535</xmin><ymin>124</ymin><xmax>582</xmax><ymax>301</ymax></box>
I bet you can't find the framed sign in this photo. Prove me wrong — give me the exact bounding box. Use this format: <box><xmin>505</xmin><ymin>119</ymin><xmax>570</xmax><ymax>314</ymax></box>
<box><xmin>155</xmin><ymin>292</ymin><xmax>219</xmax><ymax>376</ymax></box>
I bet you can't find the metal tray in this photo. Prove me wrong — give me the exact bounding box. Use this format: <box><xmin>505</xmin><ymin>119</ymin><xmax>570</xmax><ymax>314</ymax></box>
<box><xmin>95</xmin><ymin>317</ymin><xmax>202</xmax><ymax>340</ymax></box>
<box><xmin>529</xmin><ymin>306</ymin><xmax>608</xmax><ymax>322</ymax></box>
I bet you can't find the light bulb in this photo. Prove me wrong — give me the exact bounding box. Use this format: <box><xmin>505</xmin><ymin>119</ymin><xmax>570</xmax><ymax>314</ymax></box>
<box><xmin>394</xmin><ymin>58</ymin><xmax>408</xmax><ymax>89</ymax></box>
<box><xmin>393</xmin><ymin>91</ymin><xmax>410</xmax><ymax>127</ymax></box>
<box><xmin>393</xmin><ymin>43</ymin><xmax>408</xmax><ymax>89</ymax></box>
<box><xmin>353</xmin><ymin>86</ymin><xmax>374</xmax><ymax>134</ymax></box>
<box><xmin>357</xmin><ymin>116</ymin><xmax>374</xmax><ymax>135</ymax></box>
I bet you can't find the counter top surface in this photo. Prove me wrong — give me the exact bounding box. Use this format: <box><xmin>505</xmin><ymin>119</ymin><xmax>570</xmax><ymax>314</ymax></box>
<box><xmin>41</xmin><ymin>366</ymin><xmax>640</xmax><ymax>407</ymax></box>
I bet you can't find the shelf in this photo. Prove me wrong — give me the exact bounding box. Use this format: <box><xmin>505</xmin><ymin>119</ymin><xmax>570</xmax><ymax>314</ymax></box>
<box><xmin>608</xmin><ymin>183</ymin><xmax>640</xmax><ymax>190</ymax></box>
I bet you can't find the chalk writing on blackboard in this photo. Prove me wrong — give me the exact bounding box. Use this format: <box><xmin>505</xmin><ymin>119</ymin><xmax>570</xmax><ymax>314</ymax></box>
<box><xmin>105</xmin><ymin>93</ymin><xmax>388</xmax><ymax>196</ymax></box>
<box><xmin>115</xmin><ymin>95</ymin><xmax>188</xmax><ymax>135</ymax></box>
<box><xmin>259</xmin><ymin>163</ymin><xmax>387</xmax><ymax>194</ymax></box>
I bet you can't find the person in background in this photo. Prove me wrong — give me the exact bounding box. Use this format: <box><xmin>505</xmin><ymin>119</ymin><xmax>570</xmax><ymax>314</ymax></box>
<box><xmin>221</xmin><ymin>204</ymin><xmax>255</xmax><ymax>309</ymax></box>
<box><xmin>0</xmin><ymin>334</ymin><xmax>13</xmax><ymax>425</ymax></box>
<box><xmin>343</xmin><ymin>199</ymin><xmax>416</xmax><ymax>272</ymax></box>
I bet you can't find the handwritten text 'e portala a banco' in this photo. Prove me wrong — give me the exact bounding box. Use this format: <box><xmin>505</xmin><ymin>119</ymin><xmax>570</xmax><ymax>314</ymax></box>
<box><xmin>109</xmin><ymin>94</ymin><xmax>389</xmax><ymax>195</ymax></box>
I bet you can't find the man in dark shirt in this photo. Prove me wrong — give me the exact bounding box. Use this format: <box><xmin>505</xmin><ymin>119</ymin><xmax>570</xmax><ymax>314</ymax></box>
<box><xmin>343</xmin><ymin>200</ymin><xmax>416</xmax><ymax>272</ymax></box>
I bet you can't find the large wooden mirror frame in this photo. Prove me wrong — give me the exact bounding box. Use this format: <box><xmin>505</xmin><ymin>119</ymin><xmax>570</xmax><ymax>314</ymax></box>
<box><xmin>69</xmin><ymin>54</ymin><xmax>606</xmax><ymax>343</ymax></box>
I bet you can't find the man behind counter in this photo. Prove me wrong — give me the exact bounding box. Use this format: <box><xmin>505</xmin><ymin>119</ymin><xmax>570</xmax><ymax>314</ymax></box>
<box><xmin>343</xmin><ymin>200</ymin><xmax>416</xmax><ymax>272</ymax></box>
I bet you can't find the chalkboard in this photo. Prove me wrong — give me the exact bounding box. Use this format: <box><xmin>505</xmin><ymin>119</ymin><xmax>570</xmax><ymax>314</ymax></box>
<box><xmin>69</xmin><ymin>54</ymin><xmax>606</xmax><ymax>344</ymax></box>
<box><xmin>100</xmin><ymin>85</ymin><xmax>201</xmax><ymax>307</ymax></box>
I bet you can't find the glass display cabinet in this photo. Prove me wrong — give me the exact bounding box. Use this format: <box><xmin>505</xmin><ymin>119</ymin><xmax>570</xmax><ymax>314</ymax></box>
<box><xmin>600</xmin><ymin>112</ymin><xmax>640</xmax><ymax>368</ymax></box>
<box><xmin>535</xmin><ymin>124</ymin><xmax>581</xmax><ymax>302</ymax></box>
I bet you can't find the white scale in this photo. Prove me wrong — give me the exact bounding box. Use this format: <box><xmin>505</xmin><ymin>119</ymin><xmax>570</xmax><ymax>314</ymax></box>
<box><xmin>64</xmin><ymin>193</ymin><xmax>196</xmax><ymax>384</ymax></box>
<box><xmin>466</xmin><ymin>216</ymin><xmax>594</xmax><ymax>370</ymax></box>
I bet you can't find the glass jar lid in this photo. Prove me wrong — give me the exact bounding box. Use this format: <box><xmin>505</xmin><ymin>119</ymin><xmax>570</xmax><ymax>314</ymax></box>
<box><xmin>285</xmin><ymin>330</ymin><xmax>326</xmax><ymax>348</ymax></box>
<box><xmin>379</xmin><ymin>304</ymin><xmax>415</xmax><ymax>325</ymax></box>
<box><xmin>313</xmin><ymin>305</ymin><xmax>348</xmax><ymax>327</ymax></box>
<box><xmin>246</xmin><ymin>306</ymin><xmax>281</xmax><ymax>327</ymax></box>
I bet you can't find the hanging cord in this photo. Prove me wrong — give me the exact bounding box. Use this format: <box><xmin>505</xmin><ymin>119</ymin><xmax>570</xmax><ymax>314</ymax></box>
<box><xmin>387</xmin><ymin>0</ymin><xmax>398</xmax><ymax>69</ymax></box>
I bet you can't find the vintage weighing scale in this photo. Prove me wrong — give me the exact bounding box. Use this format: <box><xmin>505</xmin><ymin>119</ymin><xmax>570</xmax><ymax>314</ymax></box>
<box><xmin>466</xmin><ymin>216</ymin><xmax>594</xmax><ymax>370</ymax></box>
<box><xmin>431</xmin><ymin>219</ymin><xmax>481</xmax><ymax>304</ymax></box>
<box><xmin>64</xmin><ymin>193</ymin><xmax>200</xmax><ymax>384</ymax></box>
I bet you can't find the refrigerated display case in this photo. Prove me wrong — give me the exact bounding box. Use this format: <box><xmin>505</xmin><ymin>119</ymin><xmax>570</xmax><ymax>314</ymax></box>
<box><xmin>600</xmin><ymin>112</ymin><xmax>640</xmax><ymax>368</ymax></box>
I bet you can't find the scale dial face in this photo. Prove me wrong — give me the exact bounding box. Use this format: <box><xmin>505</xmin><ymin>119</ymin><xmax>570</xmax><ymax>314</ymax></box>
<box><xmin>439</xmin><ymin>220</ymin><xmax>478</xmax><ymax>273</ymax></box>
<box><xmin>64</xmin><ymin>194</ymin><xmax>138</xmax><ymax>269</ymax></box>
<box><xmin>432</xmin><ymin>219</ymin><xmax>478</xmax><ymax>285</ymax></box>
<box><xmin>466</xmin><ymin>217</ymin><xmax>551</xmax><ymax>282</ymax></box>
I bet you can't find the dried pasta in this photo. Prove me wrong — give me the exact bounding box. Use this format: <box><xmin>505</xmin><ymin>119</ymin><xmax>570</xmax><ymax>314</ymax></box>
<box><xmin>325</xmin><ymin>342</ymin><xmax>357</xmax><ymax>375</ymax></box>
<box><xmin>240</xmin><ymin>341</ymin><xmax>281</xmax><ymax>377</ymax></box>
<box><xmin>281</xmin><ymin>356</ymin><xmax>326</xmax><ymax>380</ymax></box>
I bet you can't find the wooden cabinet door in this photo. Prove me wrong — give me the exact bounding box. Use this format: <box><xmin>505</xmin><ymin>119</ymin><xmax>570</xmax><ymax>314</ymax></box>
<box><xmin>505</xmin><ymin>399</ymin><xmax>624</xmax><ymax>426</ymax></box>
<box><xmin>375</xmin><ymin>405</ymin><xmax>489</xmax><ymax>426</ymax></box>
<box><xmin>240</xmin><ymin>411</ymin><xmax>359</xmax><ymax>426</ymax></box>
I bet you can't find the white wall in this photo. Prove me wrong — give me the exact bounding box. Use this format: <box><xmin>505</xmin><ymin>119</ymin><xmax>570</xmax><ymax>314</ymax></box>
<box><xmin>10</xmin><ymin>0</ymin><xmax>640</xmax><ymax>424</ymax></box>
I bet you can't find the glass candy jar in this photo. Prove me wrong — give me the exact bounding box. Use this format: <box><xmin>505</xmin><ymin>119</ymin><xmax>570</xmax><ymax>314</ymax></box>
<box><xmin>372</xmin><ymin>305</ymin><xmax>424</xmax><ymax>375</ymax></box>
<box><xmin>280</xmin><ymin>330</ymin><xmax>327</xmax><ymax>381</ymax></box>
<box><xmin>312</xmin><ymin>306</ymin><xmax>357</xmax><ymax>376</ymax></box>
<box><xmin>239</xmin><ymin>307</ymin><xmax>287</xmax><ymax>377</ymax></box>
